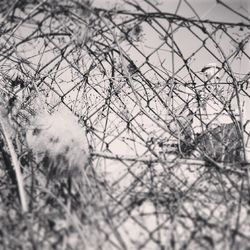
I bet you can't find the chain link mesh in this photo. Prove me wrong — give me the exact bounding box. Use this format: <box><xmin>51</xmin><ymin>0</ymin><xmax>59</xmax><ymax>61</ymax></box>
<box><xmin>0</xmin><ymin>0</ymin><xmax>250</xmax><ymax>249</ymax></box>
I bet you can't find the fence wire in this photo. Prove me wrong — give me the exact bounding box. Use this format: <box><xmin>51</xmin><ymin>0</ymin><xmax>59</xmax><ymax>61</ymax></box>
<box><xmin>0</xmin><ymin>0</ymin><xmax>250</xmax><ymax>249</ymax></box>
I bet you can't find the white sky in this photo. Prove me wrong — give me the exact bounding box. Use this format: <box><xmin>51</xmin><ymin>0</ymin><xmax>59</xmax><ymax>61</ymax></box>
<box><xmin>93</xmin><ymin>0</ymin><xmax>249</xmax><ymax>22</ymax></box>
<box><xmin>91</xmin><ymin>0</ymin><xmax>250</xmax><ymax>123</ymax></box>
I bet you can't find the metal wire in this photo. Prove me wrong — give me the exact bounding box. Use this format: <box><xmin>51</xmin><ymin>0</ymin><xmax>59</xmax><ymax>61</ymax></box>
<box><xmin>0</xmin><ymin>0</ymin><xmax>250</xmax><ymax>249</ymax></box>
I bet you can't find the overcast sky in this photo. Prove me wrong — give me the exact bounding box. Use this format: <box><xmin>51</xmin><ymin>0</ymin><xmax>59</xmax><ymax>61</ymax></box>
<box><xmin>91</xmin><ymin>0</ymin><xmax>250</xmax><ymax>131</ymax></box>
<box><xmin>93</xmin><ymin>0</ymin><xmax>249</xmax><ymax>23</ymax></box>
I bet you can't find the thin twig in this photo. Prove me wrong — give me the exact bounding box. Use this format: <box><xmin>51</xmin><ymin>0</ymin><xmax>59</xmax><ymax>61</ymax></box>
<box><xmin>0</xmin><ymin>113</ymin><xmax>28</xmax><ymax>213</ymax></box>
<box><xmin>91</xmin><ymin>151</ymin><xmax>246</xmax><ymax>175</ymax></box>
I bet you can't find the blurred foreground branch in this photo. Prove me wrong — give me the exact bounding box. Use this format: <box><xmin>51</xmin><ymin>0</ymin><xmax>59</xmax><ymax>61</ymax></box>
<box><xmin>0</xmin><ymin>112</ymin><xmax>28</xmax><ymax>213</ymax></box>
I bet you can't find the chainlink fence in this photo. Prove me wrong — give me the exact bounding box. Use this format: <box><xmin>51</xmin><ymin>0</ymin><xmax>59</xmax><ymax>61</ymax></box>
<box><xmin>0</xmin><ymin>0</ymin><xmax>250</xmax><ymax>249</ymax></box>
